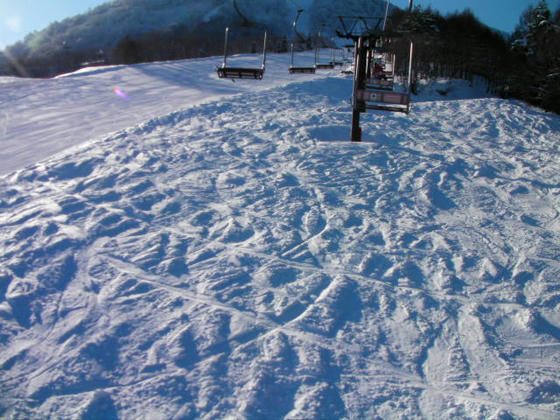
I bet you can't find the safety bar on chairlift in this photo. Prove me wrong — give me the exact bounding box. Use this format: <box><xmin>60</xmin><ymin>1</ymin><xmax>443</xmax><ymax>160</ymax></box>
<box><xmin>222</xmin><ymin>27</ymin><xmax>230</xmax><ymax>68</ymax></box>
<box><xmin>290</xmin><ymin>43</ymin><xmax>294</xmax><ymax>67</ymax></box>
<box><xmin>407</xmin><ymin>42</ymin><xmax>413</xmax><ymax>92</ymax></box>
<box><xmin>262</xmin><ymin>31</ymin><xmax>267</xmax><ymax>69</ymax></box>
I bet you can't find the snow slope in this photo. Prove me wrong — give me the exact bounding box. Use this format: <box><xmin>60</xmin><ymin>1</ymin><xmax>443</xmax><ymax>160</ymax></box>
<box><xmin>0</xmin><ymin>51</ymin><xmax>328</xmax><ymax>176</ymax></box>
<box><xmin>1</xmin><ymin>53</ymin><xmax>560</xmax><ymax>419</ymax></box>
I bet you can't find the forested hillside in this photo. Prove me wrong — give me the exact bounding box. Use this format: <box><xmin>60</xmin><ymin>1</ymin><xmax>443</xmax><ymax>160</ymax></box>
<box><xmin>387</xmin><ymin>0</ymin><xmax>560</xmax><ymax>113</ymax></box>
<box><xmin>0</xmin><ymin>0</ymin><xmax>389</xmax><ymax>77</ymax></box>
<box><xmin>508</xmin><ymin>1</ymin><xmax>560</xmax><ymax>113</ymax></box>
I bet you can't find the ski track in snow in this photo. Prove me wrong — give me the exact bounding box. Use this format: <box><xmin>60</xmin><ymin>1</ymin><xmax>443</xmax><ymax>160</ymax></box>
<box><xmin>1</xmin><ymin>55</ymin><xmax>560</xmax><ymax>419</ymax></box>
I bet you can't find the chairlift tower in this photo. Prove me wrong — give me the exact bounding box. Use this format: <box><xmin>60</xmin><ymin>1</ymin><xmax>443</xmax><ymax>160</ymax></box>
<box><xmin>337</xmin><ymin>0</ymin><xmax>415</xmax><ymax>142</ymax></box>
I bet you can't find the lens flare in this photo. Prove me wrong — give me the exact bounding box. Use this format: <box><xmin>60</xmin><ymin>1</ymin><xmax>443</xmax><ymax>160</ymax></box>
<box><xmin>113</xmin><ymin>87</ymin><xmax>129</xmax><ymax>99</ymax></box>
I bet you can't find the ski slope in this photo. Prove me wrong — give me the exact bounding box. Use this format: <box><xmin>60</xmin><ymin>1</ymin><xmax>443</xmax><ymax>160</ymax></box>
<box><xmin>0</xmin><ymin>52</ymin><xmax>326</xmax><ymax>176</ymax></box>
<box><xmin>1</xmin><ymin>51</ymin><xmax>560</xmax><ymax>419</ymax></box>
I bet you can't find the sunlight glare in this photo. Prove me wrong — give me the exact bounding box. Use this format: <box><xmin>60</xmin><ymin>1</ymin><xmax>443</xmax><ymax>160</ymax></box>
<box><xmin>113</xmin><ymin>87</ymin><xmax>129</xmax><ymax>99</ymax></box>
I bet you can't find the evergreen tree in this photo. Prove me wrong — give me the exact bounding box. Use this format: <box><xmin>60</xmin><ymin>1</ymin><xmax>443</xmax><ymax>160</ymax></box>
<box><xmin>508</xmin><ymin>1</ymin><xmax>560</xmax><ymax>112</ymax></box>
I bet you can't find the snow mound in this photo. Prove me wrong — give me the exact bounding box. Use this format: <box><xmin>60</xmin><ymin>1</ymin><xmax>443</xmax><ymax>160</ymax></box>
<box><xmin>1</xmin><ymin>55</ymin><xmax>560</xmax><ymax>419</ymax></box>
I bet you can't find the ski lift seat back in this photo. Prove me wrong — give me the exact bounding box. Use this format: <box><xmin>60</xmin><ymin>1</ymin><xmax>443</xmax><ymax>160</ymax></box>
<box><xmin>217</xmin><ymin>67</ymin><xmax>264</xmax><ymax>79</ymax></box>
<box><xmin>289</xmin><ymin>66</ymin><xmax>316</xmax><ymax>74</ymax></box>
<box><xmin>316</xmin><ymin>62</ymin><xmax>334</xmax><ymax>69</ymax></box>
<box><xmin>366</xmin><ymin>77</ymin><xmax>394</xmax><ymax>91</ymax></box>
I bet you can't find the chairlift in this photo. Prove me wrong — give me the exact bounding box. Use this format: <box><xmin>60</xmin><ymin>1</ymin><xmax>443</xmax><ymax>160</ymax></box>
<box><xmin>289</xmin><ymin>43</ymin><xmax>316</xmax><ymax>74</ymax></box>
<box><xmin>331</xmin><ymin>49</ymin><xmax>344</xmax><ymax>67</ymax></box>
<box><xmin>315</xmin><ymin>32</ymin><xmax>335</xmax><ymax>69</ymax></box>
<box><xmin>216</xmin><ymin>27</ymin><xmax>267</xmax><ymax>80</ymax></box>
<box><xmin>355</xmin><ymin>41</ymin><xmax>413</xmax><ymax>114</ymax></box>
<box><xmin>340</xmin><ymin>44</ymin><xmax>355</xmax><ymax>74</ymax></box>
<box><xmin>337</xmin><ymin>0</ymin><xmax>416</xmax><ymax>141</ymax></box>
<box><xmin>289</xmin><ymin>9</ymin><xmax>317</xmax><ymax>74</ymax></box>
<box><xmin>315</xmin><ymin>60</ymin><xmax>335</xmax><ymax>70</ymax></box>
<box><xmin>342</xmin><ymin>44</ymin><xmax>354</xmax><ymax>63</ymax></box>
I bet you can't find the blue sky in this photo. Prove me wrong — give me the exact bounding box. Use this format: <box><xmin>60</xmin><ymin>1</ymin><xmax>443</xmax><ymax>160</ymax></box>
<box><xmin>421</xmin><ymin>0</ymin><xmax>560</xmax><ymax>31</ymax></box>
<box><xmin>1</xmin><ymin>0</ymin><xmax>560</xmax><ymax>50</ymax></box>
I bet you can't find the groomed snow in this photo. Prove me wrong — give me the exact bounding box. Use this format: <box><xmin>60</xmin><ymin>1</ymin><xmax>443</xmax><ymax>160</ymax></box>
<box><xmin>0</xmin><ymin>52</ymin><xmax>327</xmax><ymax>176</ymax></box>
<box><xmin>1</xmin><ymin>51</ymin><xmax>560</xmax><ymax>419</ymax></box>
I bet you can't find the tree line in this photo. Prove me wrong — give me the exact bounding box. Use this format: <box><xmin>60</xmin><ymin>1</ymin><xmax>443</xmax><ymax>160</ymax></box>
<box><xmin>0</xmin><ymin>21</ymin><xmax>288</xmax><ymax>77</ymax></box>
<box><xmin>388</xmin><ymin>0</ymin><xmax>560</xmax><ymax>113</ymax></box>
<box><xmin>111</xmin><ymin>23</ymin><xmax>289</xmax><ymax>65</ymax></box>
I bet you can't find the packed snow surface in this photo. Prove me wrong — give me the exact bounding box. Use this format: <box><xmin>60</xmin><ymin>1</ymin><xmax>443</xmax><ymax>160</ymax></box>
<box><xmin>1</xmin><ymin>51</ymin><xmax>560</xmax><ymax>419</ymax></box>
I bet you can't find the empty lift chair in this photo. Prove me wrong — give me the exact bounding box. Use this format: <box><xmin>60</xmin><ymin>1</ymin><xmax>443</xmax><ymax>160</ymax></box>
<box><xmin>315</xmin><ymin>51</ymin><xmax>335</xmax><ymax>69</ymax></box>
<box><xmin>331</xmin><ymin>49</ymin><xmax>344</xmax><ymax>67</ymax></box>
<box><xmin>289</xmin><ymin>9</ymin><xmax>316</xmax><ymax>74</ymax></box>
<box><xmin>315</xmin><ymin>31</ymin><xmax>335</xmax><ymax>69</ymax></box>
<box><xmin>289</xmin><ymin>42</ymin><xmax>317</xmax><ymax>73</ymax></box>
<box><xmin>216</xmin><ymin>27</ymin><xmax>267</xmax><ymax>80</ymax></box>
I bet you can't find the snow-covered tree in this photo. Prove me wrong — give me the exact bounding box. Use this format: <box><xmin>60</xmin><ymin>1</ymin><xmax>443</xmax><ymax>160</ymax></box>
<box><xmin>511</xmin><ymin>0</ymin><xmax>554</xmax><ymax>57</ymax></box>
<box><xmin>508</xmin><ymin>1</ymin><xmax>560</xmax><ymax>112</ymax></box>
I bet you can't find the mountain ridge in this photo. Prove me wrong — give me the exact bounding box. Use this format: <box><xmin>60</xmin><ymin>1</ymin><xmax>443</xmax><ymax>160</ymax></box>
<box><xmin>2</xmin><ymin>0</ymin><xmax>393</xmax><ymax>59</ymax></box>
